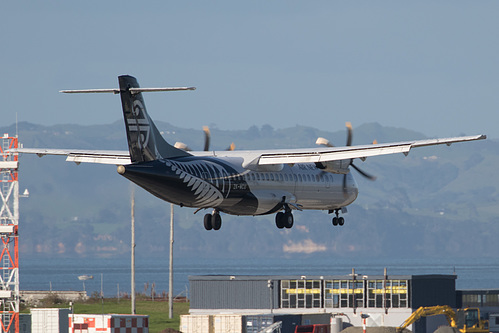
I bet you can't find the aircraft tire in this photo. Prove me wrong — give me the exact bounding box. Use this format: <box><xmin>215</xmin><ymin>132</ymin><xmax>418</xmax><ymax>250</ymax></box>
<box><xmin>204</xmin><ymin>214</ymin><xmax>213</xmax><ymax>230</ymax></box>
<box><xmin>332</xmin><ymin>217</ymin><xmax>338</xmax><ymax>226</ymax></box>
<box><xmin>275</xmin><ymin>212</ymin><xmax>285</xmax><ymax>229</ymax></box>
<box><xmin>212</xmin><ymin>214</ymin><xmax>222</xmax><ymax>230</ymax></box>
<box><xmin>338</xmin><ymin>217</ymin><xmax>344</xmax><ymax>226</ymax></box>
<box><xmin>284</xmin><ymin>212</ymin><xmax>294</xmax><ymax>229</ymax></box>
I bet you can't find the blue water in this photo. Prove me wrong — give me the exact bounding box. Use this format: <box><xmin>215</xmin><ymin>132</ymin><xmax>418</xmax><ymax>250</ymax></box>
<box><xmin>19</xmin><ymin>256</ymin><xmax>499</xmax><ymax>298</ymax></box>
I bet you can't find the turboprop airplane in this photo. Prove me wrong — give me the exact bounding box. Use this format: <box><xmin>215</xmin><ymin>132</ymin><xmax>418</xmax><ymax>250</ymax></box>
<box><xmin>11</xmin><ymin>75</ymin><xmax>486</xmax><ymax>231</ymax></box>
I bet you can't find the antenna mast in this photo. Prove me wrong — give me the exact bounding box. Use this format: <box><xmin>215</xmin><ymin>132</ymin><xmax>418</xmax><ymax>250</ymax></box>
<box><xmin>0</xmin><ymin>134</ymin><xmax>20</xmax><ymax>333</ymax></box>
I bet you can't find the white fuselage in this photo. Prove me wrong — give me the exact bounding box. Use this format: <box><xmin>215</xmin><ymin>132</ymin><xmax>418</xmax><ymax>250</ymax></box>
<box><xmin>120</xmin><ymin>153</ymin><xmax>359</xmax><ymax>217</ymax></box>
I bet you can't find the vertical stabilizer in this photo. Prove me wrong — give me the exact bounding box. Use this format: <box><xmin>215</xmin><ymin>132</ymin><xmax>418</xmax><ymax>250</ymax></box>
<box><xmin>118</xmin><ymin>75</ymin><xmax>191</xmax><ymax>163</ymax></box>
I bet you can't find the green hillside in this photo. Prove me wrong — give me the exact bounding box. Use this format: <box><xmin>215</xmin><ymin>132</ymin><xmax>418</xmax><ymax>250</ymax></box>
<box><xmin>3</xmin><ymin>121</ymin><xmax>496</xmax><ymax>260</ymax></box>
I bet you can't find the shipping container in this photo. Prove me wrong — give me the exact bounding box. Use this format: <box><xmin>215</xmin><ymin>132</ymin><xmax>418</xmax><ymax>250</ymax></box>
<box><xmin>181</xmin><ymin>313</ymin><xmax>316</xmax><ymax>333</ymax></box>
<box><xmin>213</xmin><ymin>314</ymin><xmax>243</xmax><ymax>333</ymax></box>
<box><xmin>180</xmin><ymin>314</ymin><xmax>213</xmax><ymax>333</ymax></box>
<box><xmin>274</xmin><ymin>315</ymin><xmax>302</xmax><ymax>332</ymax></box>
<box><xmin>245</xmin><ymin>314</ymin><xmax>274</xmax><ymax>333</ymax></box>
<box><xmin>490</xmin><ymin>313</ymin><xmax>499</xmax><ymax>333</ymax></box>
<box><xmin>18</xmin><ymin>314</ymin><xmax>31</xmax><ymax>333</ymax></box>
<box><xmin>31</xmin><ymin>308</ymin><xmax>70</xmax><ymax>333</ymax></box>
<box><xmin>69</xmin><ymin>314</ymin><xmax>148</xmax><ymax>333</ymax></box>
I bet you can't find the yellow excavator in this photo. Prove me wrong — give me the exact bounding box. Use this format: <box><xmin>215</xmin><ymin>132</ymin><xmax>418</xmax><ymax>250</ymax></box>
<box><xmin>396</xmin><ymin>305</ymin><xmax>488</xmax><ymax>333</ymax></box>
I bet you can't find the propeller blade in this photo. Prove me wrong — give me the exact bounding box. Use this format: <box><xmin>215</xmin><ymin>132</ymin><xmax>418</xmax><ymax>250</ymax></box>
<box><xmin>203</xmin><ymin>126</ymin><xmax>211</xmax><ymax>151</ymax></box>
<box><xmin>346</xmin><ymin>122</ymin><xmax>353</xmax><ymax>147</ymax></box>
<box><xmin>174</xmin><ymin>142</ymin><xmax>191</xmax><ymax>151</ymax></box>
<box><xmin>226</xmin><ymin>142</ymin><xmax>236</xmax><ymax>151</ymax></box>
<box><xmin>351</xmin><ymin>163</ymin><xmax>377</xmax><ymax>181</ymax></box>
<box><xmin>316</xmin><ymin>137</ymin><xmax>334</xmax><ymax>147</ymax></box>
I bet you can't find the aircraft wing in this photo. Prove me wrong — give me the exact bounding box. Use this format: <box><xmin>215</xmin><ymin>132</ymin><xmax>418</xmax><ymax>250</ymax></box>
<box><xmin>11</xmin><ymin>148</ymin><xmax>131</xmax><ymax>165</ymax></box>
<box><xmin>9</xmin><ymin>134</ymin><xmax>485</xmax><ymax>167</ymax></box>
<box><xmin>252</xmin><ymin>134</ymin><xmax>487</xmax><ymax>165</ymax></box>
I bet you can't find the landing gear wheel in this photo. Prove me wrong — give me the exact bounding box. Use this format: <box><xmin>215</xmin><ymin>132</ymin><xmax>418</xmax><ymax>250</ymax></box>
<box><xmin>212</xmin><ymin>213</ymin><xmax>222</xmax><ymax>230</ymax></box>
<box><xmin>338</xmin><ymin>217</ymin><xmax>344</xmax><ymax>226</ymax></box>
<box><xmin>284</xmin><ymin>212</ymin><xmax>294</xmax><ymax>229</ymax></box>
<box><xmin>204</xmin><ymin>214</ymin><xmax>213</xmax><ymax>230</ymax></box>
<box><xmin>332</xmin><ymin>217</ymin><xmax>338</xmax><ymax>226</ymax></box>
<box><xmin>332</xmin><ymin>209</ymin><xmax>345</xmax><ymax>227</ymax></box>
<box><xmin>275</xmin><ymin>212</ymin><xmax>285</xmax><ymax>229</ymax></box>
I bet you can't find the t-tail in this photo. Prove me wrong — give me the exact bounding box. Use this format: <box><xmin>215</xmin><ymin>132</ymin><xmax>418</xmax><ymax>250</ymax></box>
<box><xmin>61</xmin><ymin>75</ymin><xmax>195</xmax><ymax>163</ymax></box>
<box><xmin>117</xmin><ymin>75</ymin><xmax>192</xmax><ymax>163</ymax></box>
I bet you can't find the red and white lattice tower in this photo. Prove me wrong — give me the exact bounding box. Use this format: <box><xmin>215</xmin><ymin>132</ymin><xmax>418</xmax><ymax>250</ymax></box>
<box><xmin>0</xmin><ymin>134</ymin><xmax>19</xmax><ymax>333</ymax></box>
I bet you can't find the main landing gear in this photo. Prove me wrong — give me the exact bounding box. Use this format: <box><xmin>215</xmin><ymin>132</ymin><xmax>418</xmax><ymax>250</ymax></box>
<box><xmin>332</xmin><ymin>209</ymin><xmax>345</xmax><ymax>226</ymax></box>
<box><xmin>204</xmin><ymin>210</ymin><xmax>222</xmax><ymax>231</ymax></box>
<box><xmin>275</xmin><ymin>207</ymin><xmax>294</xmax><ymax>229</ymax></box>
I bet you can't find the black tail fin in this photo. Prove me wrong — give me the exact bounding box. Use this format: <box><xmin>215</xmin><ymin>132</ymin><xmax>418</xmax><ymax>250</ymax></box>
<box><xmin>118</xmin><ymin>75</ymin><xmax>191</xmax><ymax>163</ymax></box>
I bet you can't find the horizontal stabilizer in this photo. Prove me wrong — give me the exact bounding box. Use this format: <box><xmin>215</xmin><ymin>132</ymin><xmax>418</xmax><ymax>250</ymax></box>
<box><xmin>60</xmin><ymin>87</ymin><xmax>196</xmax><ymax>94</ymax></box>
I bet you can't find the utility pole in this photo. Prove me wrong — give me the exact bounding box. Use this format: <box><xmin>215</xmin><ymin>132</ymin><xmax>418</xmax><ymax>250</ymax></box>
<box><xmin>168</xmin><ymin>203</ymin><xmax>174</xmax><ymax>319</ymax></box>
<box><xmin>131</xmin><ymin>186</ymin><xmax>136</xmax><ymax>315</ymax></box>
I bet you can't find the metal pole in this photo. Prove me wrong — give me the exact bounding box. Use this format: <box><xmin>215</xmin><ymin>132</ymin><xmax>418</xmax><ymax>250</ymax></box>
<box><xmin>169</xmin><ymin>203</ymin><xmax>174</xmax><ymax>319</ymax></box>
<box><xmin>131</xmin><ymin>187</ymin><xmax>136</xmax><ymax>315</ymax></box>
<box><xmin>384</xmin><ymin>267</ymin><xmax>387</xmax><ymax>314</ymax></box>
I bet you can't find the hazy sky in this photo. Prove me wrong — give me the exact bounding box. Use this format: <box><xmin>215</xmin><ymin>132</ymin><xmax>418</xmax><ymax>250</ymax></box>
<box><xmin>1</xmin><ymin>2</ymin><xmax>498</xmax><ymax>139</ymax></box>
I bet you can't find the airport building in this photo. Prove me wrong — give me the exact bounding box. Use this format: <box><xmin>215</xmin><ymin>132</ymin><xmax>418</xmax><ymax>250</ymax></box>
<box><xmin>184</xmin><ymin>273</ymin><xmax>499</xmax><ymax>333</ymax></box>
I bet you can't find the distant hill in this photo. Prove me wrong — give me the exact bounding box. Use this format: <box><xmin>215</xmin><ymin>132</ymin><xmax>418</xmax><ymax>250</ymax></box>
<box><xmin>2</xmin><ymin>121</ymin><xmax>496</xmax><ymax>260</ymax></box>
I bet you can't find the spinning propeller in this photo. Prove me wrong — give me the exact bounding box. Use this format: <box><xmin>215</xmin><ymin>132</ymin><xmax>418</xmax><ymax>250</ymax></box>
<box><xmin>316</xmin><ymin>122</ymin><xmax>376</xmax><ymax>192</ymax></box>
<box><xmin>175</xmin><ymin>126</ymin><xmax>235</xmax><ymax>151</ymax></box>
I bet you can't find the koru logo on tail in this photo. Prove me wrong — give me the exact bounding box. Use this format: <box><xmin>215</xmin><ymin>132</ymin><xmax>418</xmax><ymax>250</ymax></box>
<box><xmin>129</xmin><ymin>100</ymin><xmax>151</xmax><ymax>150</ymax></box>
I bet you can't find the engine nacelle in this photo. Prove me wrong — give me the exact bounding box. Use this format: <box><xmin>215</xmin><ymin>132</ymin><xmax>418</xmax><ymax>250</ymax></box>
<box><xmin>315</xmin><ymin>160</ymin><xmax>350</xmax><ymax>174</ymax></box>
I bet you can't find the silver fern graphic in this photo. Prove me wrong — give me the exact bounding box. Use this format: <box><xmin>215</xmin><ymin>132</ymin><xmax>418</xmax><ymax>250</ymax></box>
<box><xmin>164</xmin><ymin>159</ymin><xmax>232</xmax><ymax>207</ymax></box>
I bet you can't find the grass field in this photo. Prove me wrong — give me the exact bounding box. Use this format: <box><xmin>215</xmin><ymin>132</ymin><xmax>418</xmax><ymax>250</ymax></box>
<box><xmin>24</xmin><ymin>297</ymin><xmax>189</xmax><ymax>333</ymax></box>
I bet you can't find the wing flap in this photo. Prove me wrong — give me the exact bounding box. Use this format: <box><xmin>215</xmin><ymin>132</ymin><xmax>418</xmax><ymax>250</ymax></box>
<box><xmin>258</xmin><ymin>144</ymin><xmax>412</xmax><ymax>165</ymax></box>
<box><xmin>66</xmin><ymin>154</ymin><xmax>131</xmax><ymax>165</ymax></box>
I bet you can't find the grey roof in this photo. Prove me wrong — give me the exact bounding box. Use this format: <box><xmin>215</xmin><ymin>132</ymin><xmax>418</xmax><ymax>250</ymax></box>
<box><xmin>188</xmin><ymin>274</ymin><xmax>457</xmax><ymax>281</ymax></box>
